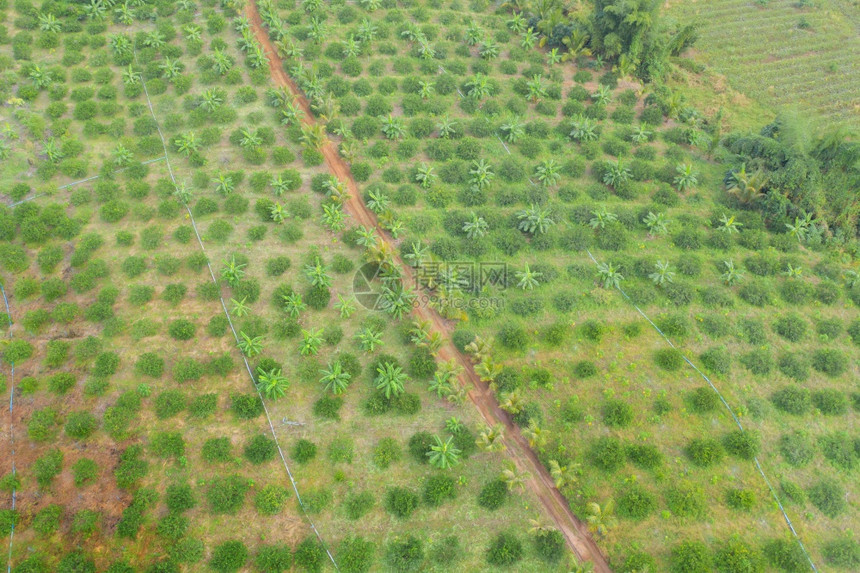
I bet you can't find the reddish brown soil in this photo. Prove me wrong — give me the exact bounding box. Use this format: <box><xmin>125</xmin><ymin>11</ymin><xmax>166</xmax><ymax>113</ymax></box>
<box><xmin>247</xmin><ymin>2</ymin><xmax>613</xmax><ymax>570</ymax></box>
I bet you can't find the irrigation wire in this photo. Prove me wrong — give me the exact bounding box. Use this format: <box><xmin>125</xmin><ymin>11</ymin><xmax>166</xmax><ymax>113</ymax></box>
<box><xmin>1</xmin><ymin>282</ymin><xmax>16</xmax><ymax>573</ymax></box>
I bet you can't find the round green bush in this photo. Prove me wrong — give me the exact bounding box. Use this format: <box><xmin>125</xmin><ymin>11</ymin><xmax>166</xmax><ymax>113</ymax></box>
<box><xmin>384</xmin><ymin>487</ymin><xmax>419</xmax><ymax>519</ymax></box>
<box><xmin>665</xmin><ymin>484</ymin><xmax>707</xmax><ymax>518</ymax></box>
<box><xmin>486</xmin><ymin>532</ymin><xmax>523</xmax><ymax>567</ymax></box>
<box><xmin>344</xmin><ymin>491</ymin><xmax>375</xmax><ymax>521</ymax></box>
<box><xmin>337</xmin><ymin>536</ymin><xmax>375</xmax><ymax>573</ymax></box>
<box><xmin>201</xmin><ymin>437</ymin><xmax>232</xmax><ymax>463</ymax></box>
<box><xmin>477</xmin><ymin>478</ymin><xmax>509</xmax><ymax>511</ymax></box>
<box><xmin>294</xmin><ymin>538</ymin><xmax>326</xmax><ymax>573</ymax></box>
<box><xmin>72</xmin><ymin>458</ymin><xmax>98</xmax><ymax>487</ymax></box>
<box><xmin>408</xmin><ymin>432</ymin><xmax>434</xmax><ymax>464</ymax></box>
<box><xmin>819</xmin><ymin>431</ymin><xmax>857</xmax><ymax>470</ymax></box>
<box><xmin>617</xmin><ymin>485</ymin><xmax>656</xmax><ymax>520</ymax></box>
<box><xmin>292</xmin><ymin>439</ymin><xmax>317</xmax><ymax>464</ymax></box>
<box><xmin>723</xmin><ymin>430</ymin><xmax>760</xmax><ymax>460</ymax></box>
<box><xmin>210</xmin><ymin>540</ymin><xmax>248</xmax><ymax>573</ymax></box>
<box><xmin>206</xmin><ymin>475</ymin><xmax>249</xmax><ymax>514</ymax></box>
<box><xmin>808</xmin><ymin>478</ymin><xmax>845</xmax><ymax>517</ymax></box>
<box><xmin>811</xmin><ymin>349</ymin><xmax>848</xmax><ymax>378</ymax></box>
<box><xmin>65</xmin><ymin>411</ymin><xmax>98</xmax><ymax>440</ymax></box>
<box><xmin>136</xmin><ymin>352</ymin><xmax>165</xmax><ymax>378</ymax></box>
<box><xmin>699</xmin><ymin>346</ymin><xmax>731</xmax><ymax>376</ymax></box>
<box><xmin>165</xmin><ymin>484</ymin><xmax>196</xmax><ymax>513</ymax></box>
<box><xmin>714</xmin><ymin>536</ymin><xmax>763</xmax><ymax>573</ymax></box>
<box><xmin>627</xmin><ymin>444</ymin><xmax>663</xmax><ymax>470</ymax></box>
<box><xmin>47</xmin><ymin>373</ymin><xmax>76</xmax><ymax>395</ymax></box>
<box><xmin>168</xmin><ymin>319</ymin><xmax>196</xmax><ymax>341</ymax></box>
<box><xmin>588</xmin><ymin>436</ymin><xmax>626</xmax><ymax>472</ymax></box>
<box><xmin>778</xmin><ymin>431</ymin><xmax>814</xmax><ymax>467</ymax></box>
<box><xmin>602</xmin><ymin>399</ymin><xmax>634</xmax><ymax>428</ymax></box>
<box><xmin>573</xmin><ymin>360</ymin><xmax>597</xmax><ymax>379</ymax></box>
<box><xmin>422</xmin><ymin>475</ymin><xmax>456</xmax><ymax>507</ymax></box>
<box><xmin>670</xmin><ymin>540</ymin><xmax>712</xmax><ymax>573</ymax></box>
<box><xmin>812</xmin><ymin>388</ymin><xmax>848</xmax><ymax>415</ymax></box>
<box><xmin>763</xmin><ymin>538</ymin><xmax>810</xmax><ymax>572</ymax></box>
<box><xmin>654</xmin><ymin>348</ymin><xmax>683</xmax><ymax>371</ymax></box>
<box><xmin>773</xmin><ymin>314</ymin><xmax>807</xmax><ymax>342</ymax></box>
<box><xmin>230</xmin><ymin>393</ymin><xmax>263</xmax><ymax>419</ymax></box>
<box><xmin>32</xmin><ymin>504</ymin><xmax>63</xmax><ymax>535</ymax></box>
<box><xmin>687</xmin><ymin>387</ymin><xmax>718</xmax><ymax>414</ymax></box>
<box><xmin>771</xmin><ymin>385</ymin><xmax>810</xmax><ymax>415</ymax></box>
<box><xmin>385</xmin><ymin>535</ymin><xmax>424</xmax><ymax>572</ymax></box>
<box><xmin>822</xmin><ymin>537</ymin><xmax>860</xmax><ymax>569</ymax></box>
<box><xmin>255</xmin><ymin>483</ymin><xmax>290</xmax><ymax>516</ymax></box>
<box><xmin>254</xmin><ymin>543</ymin><xmax>293</xmax><ymax>572</ymax></box>
<box><xmin>686</xmin><ymin>438</ymin><xmax>725</xmax><ymax>467</ymax></box>
<box><xmin>244</xmin><ymin>435</ymin><xmax>277</xmax><ymax>465</ymax></box>
<box><xmin>372</xmin><ymin>438</ymin><xmax>401</xmax><ymax>469</ymax></box>
<box><xmin>154</xmin><ymin>390</ymin><xmax>186</xmax><ymax>419</ymax></box>
<box><xmin>725</xmin><ymin>488</ymin><xmax>756</xmax><ymax>511</ymax></box>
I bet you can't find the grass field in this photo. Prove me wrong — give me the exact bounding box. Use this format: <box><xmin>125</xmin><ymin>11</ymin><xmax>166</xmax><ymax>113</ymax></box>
<box><xmin>666</xmin><ymin>0</ymin><xmax>860</xmax><ymax>130</ymax></box>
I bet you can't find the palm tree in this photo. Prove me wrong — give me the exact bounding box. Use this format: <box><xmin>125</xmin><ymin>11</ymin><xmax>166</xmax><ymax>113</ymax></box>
<box><xmin>785</xmin><ymin>213</ymin><xmax>813</xmax><ymax>243</ymax></box>
<box><xmin>507</xmin><ymin>12</ymin><xmax>527</xmax><ymax>34</ymax></box>
<box><xmin>521</xmin><ymin>28</ymin><xmax>538</xmax><ymax>49</ymax></box>
<box><xmin>366</xmin><ymin>189</ymin><xmax>390</xmax><ymax>214</ymax></box>
<box><xmin>437</xmin><ymin>115</ymin><xmax>458</xmax><ymax>139</ymax></box>
<box><xmin>500</xmin><ymin>389</ymin><xmax>525</xmax><ymax>415</ymax></box>
<box><xmin>304</xmin><ymin>260</ymin><xmax>332</xmax><ymax>288</ymax></box>
<box><xmin>517</xmin><ymin>204</ymin><xmax>553</xmax><ymax>235</ymax></box>
<box><xmin>221</xmin><ymin>256</ymin><xmax>246</xmax><ymax>287</ymax></box>
<box><xmin>465</xmin><ymin>21</ymin><xmax>483</xmax><ymax>45</ymax></box>
<box><xmin>603</xmin><ymin>161</ymin><xmax>631</xmax><ymax>187</ymax></box>
<box><xmin>477</xmin><ymin>424</ymin><xmax>506</xmax><ymax>452</ymax></box>
<box><xmin>381</xmin><ymin>115</ymin><xmax>406</xmax><ymax>140</ymax></box>
<box><xmin>357</xmin><ymin>18</ymin><xmax>378</xmax><ymax>42</ymax></box>
<box><xmin>725</xmin><ymin>164</ymin><xmax>766</xmax><ymax>204</ymax></box>
<box><xmin>159</xmin><ymin>58</ymin><xmax>182</xmax><ymax>80</ymax></box>
<box><xmin>717</xmin><ymin>214</ymin><xmax>742</xmax><ymax>234</ymax></box>
<box><xmin>322</xmin><ymin>203</ymin><xmax>345</xmax><ymax>231</ymax></box>
<box><xmin>569</xmin><ymin>116</ymin><xmax>598</xmax><ymax>142</ymax></box>
<box><xmin>674</xmin><ymin>163</ymin><xmax>698</xmax><ymax>191</ymax></box>
<box><xmin>721</xmin><ymin>260</ymin><xmax>743</xmax><ymax>285</ymax></box>
<box><xmin>300</xmin><ymin>124</ymin><xmax>327</xmax><ymax>150</ymax></box>
<box><xmin>415</xmin><ymin>164</ymin><xmax>436</xmax><ymax>189</ymax></box>
<box><xmin>280</xmin><ymin>101</ymin><xmax>304</xmax><ymax>127</ymax></box>
<box><xmin>526</xmin><ymin>75</ymin><xmax>547</xmax><ymax>103</ymax></box>
<box><xmin>282</xmin><ymin>292</ymin><xmax>306</xmax><ymax>318</ymax></box>
<box><xmin>239</xmin><ymin>128</ymin><xmax>262</xmax><ymax>149</ymax></box>
<box><xmin>469</xmin><ymin>160</ymin><xmax>494</xmax><ymax>190</ymax></box>
<box><xmin>591</xmin><ymin>85</ymin><xmax>612</xmax><ymax>106</ymax></box>
<box><xmin>631</xmin><ymin>125</ymin><xmax>652</xmax><ymax>143</ymax></box>
<box><xmin>380</xmin><ymin>285</ymin><xmax>415</xmax><ymax>319</ymax></box>
<box><xmin>521</xmin><ymin>419</ymin><xmax>548</xmax><ymax>448</ymax></box>
<box><xmin>784</xmin><ymin>264</ymin><xmax>802</xmax><ymax>278</ymax></box>
<box><xmin>320</xmin><ymin>361</ymin><xmax>351</xmax><ymax>395</ymax></box>
<box><xmin>334</xmin><ymin>294</ymin><xmax>357</xmax><ymax>319</ymax></box>
<box><xmin>462</xmin><ymin>212</ymin><xmax>489</xmax><ymax>239</ymax></box>
<box><xmin>418</xmin><ymin>81</ymin><xmax>434</xmax><ymax>99</ymax></box>
<box><xmin>270</xmin><ymin>202</ymin><xmax>287</xmax><ymax>224</ymax></box>
<box><xmin>428</xmin><ymin>372</ymin><xmax>453</xmax><ymax>397</ymax></box>
<box><xmin>230</xmin><ymin>297</ymin><xmax>250</xmax><ymax>317</ymax></box>
<box><xmin>215</xmin><ymin>173</ymin><xmax>235</xmax><ymax>196</ymax></box>
<box><xmin>212</xmin><ymin>50</ymin><xmax>233</xmax><ymax>75</ymax></box>
<box><xmin>300</xmin><ymin>329</ymin><xmax>324</xmax><ymax>356</ymax></box>
<box><xmin>548</xmin><ymin>459</ymin><xmax>580</xmax><ymax>489</ymax></box>
<box><xmin>499</xmin><ymin>116</ymin><xmax>525</xmax><ymax>143</ymax></box>
<box><xmin>535</xmin><ymin>159</ymin><xmax>560</xmax><ymax>187</ymax></box>
<box><xmin>121</xmin><ymin>65</ymin><xmax>139</xmax><ymax>86</ymax></box>
<box><xmin>238</xmin><ymin>332</ymin><xmax>264</xmax><ymax>357</ymax></box>
<box><xmin>597</xmin><ymin>262</ymin><xmax>624</xmax><ymax>289</ymax></box>
<box><xmin>479</xmin><ymin>40</ymin><xmax>499</xmax><ymax>60</ymax></box>
<box><xmin>112</xmin><ymin>144</ymin><xmax>133</xmax><ymax>167</ymax></box>
<box><xmin>342</xmin><ymin>35</ymin><xmax>361</xmax><ymax>58</ymax></box>
<box><xmin>501</xmin><ymin>462</ymin><xmax>529</xmax><ymax>492</ymax></box>
<box><xmin>465</xmin><ymin>74</ymin><xmax>491</xmax><ymax>100</ymax></box>
<box><xmin>200</xmin><ymin>89</ymin><xmax>224</xmax><ymax>112</ymax></box>
<box><xmin>586</xmin><ymin>500</ymin><xmax>618</xmax><ymax>537</ymax></box>
<box><xmin>427</xmin><ymin>435</ymin><xmax>461</xmax><ymax>469</ymax></box>
<box><xmin>515</xmin><ymin>265</ymin><xmax>542</xmax><ymax>290</ymax></box>
<box><xmin>375</xmin><ymin>362</ymin><xmax>407</xmax><ymax>398</ymax></box>
<box><xmin>649</xmin><ymin>261</ymin><xmax>675</xmax><ymax>286</ymax></box>
<box><xmin>642</xmin><ymin>211</ymin><xmax>668</xmax><ymax>236</ymax></box>
<box><xmin>356</xmin><ymin>327</ymin><xmax>382</xmax><ymax>353</ymax></box>
<box><xmin>38</xmin><ymin>13</ymin><xmax>62</xmax><ymax>33</ymax></box>
<box><xmin>174</xmin><ymin>132</ymin><xmax>199</xmax><ymax>156</ymax></box>
<box><xmin>256</xmin><ymin>368</ymin><xmax>289</xmax><ymax>400</ymax></box>
<box><xmin>403</xmin><ymin>242</ymin><xmax>429</xmax><ymax>268</ymax></box>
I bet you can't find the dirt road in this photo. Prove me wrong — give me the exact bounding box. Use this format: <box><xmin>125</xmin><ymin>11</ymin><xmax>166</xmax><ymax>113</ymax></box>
<box><xmin>246</xmin><ymin>3</ymin><xmax>613</xmax><ymax>570</ymax></box>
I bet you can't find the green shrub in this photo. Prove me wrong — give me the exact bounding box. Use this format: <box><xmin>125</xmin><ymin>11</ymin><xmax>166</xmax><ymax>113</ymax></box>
<box><xmin>385</xmin><ymin>535</ymin><xmax>424</xmax><ymax>572</ymax></box>
<box><xmin>254</xmin><ymin>543</ymin><xmax>293</xmax><ymax>572</ymax></box>
<box><xmin>771</xmin><ymin>386</ymin><xmax>810</xmax><ymax>414</ymax></box>
<box><xmin>32</xmin><ymin>504</ymin><xmax>63</xmax><ymax>535</ymax></box>
<box><xmin>327</xmin><ymin>437</ymin><xmax>354</xmax><ymax>464</ymax></box>
<box><xmin>778</xmin><ymin>352</ymin><xmax>809</xmax><ymax>381</ymax></box>
<box><xmin>617</xmin><ymin>485</ymin><xmax>656</xmax><ymax>520</ymax></box>
<box><xmin>255</xmin><ymin>483</ymin><xmax>290</xmax><ymax>516</ymax></box>
<box><xmin>477</xmin><ymin>479</ymin><xmax>509</xmax><ymax>511</ymax></box>
<box><xmin>156</xmin><ymin>512</ymin><xmax>188</xmax><ymax>541</ymax></box>
<box><xmin>486</xmin><ymin>532</ymin><xmax>523</xmax><ymax>567</ymax></box>
<box><xmin>135</xmin><ymin>352</ymin><xmax>164</xmax><ymax>377</ymax></box>
<box><xmin>92</xmin><ymin>351</ymin><xmax>119</xmax><ymax>377</ymax></box>
<box><xmin>0</xmin><ymin>509</ymin><xmax>17</xmax><ymax>537</ymax></box>
<box><xmin>188</xmin><ymin>393</ymin><xmax>217</xmax><ymax>418</ymax></box>
<box><xmin>337</xmin><ymin>536</ymin><xmax>375</xmax><ymax>573</ymax></box>
<box><xmin>713</xmin><ymin>536</ymin><xmax>763</xmax><ymax>573</ymax></box>
<box><xmin>292</xmin><ymin>439</ymin><xmax>317</xmax><ymax>464</ymax></box>
<box><xmin>818</xmin><ymin>432</ymin><xmax>857</xmax><ymax>470</ymax></box>
<box><xmin>686</xmin><ymin>438</ymin><xmax>724</xmax><ymax>467</ymax></box>
<box><xmin>811</xmin><ymin>349</ymin><xmax>848</xmax><ymax>378</ymax></box>
<box><xmin>573</xmin><ymin>360</ymin><xmax>597</xmax><ymax>378</ymax></box>
<box><xmin>72</xmin><ymin>458</ymin><xmax>98</xmax><ymax>487</ymax></box>
<box><xmin>33</xmin><ymin>448</ymin><xmax>64</xmax><ymax>488</ymax></box>
<box><xmin>201</xmin><ymin>437</ymin><xmax>233</xmax><ymax>463</ymax></box>
<box><xmin>114</xmin><ymin>445</ymin><xmax>148</xmax><ymax>489</ymax></box>
<box><xmin>773</xmin><ymin>314</ymin><xmax>807</xmax><ymax>342</ymax></box>
<box><xmin>210</xmin><ymin>540</ymin><xmax>248</xmax><ymax>573</ymax></box>
<box><xmin>807</xmin><ymin>478</ymin><xmax>845</xmax><ymax>517</ymax></box>
<box><xmin>65</xmin><ymin>411</ymin><xmax>98</xmax><ymax>440</ymax></box>
<box><xmin>699</xmin><ymin>346</ymin><xmax>731</xmax><ymax>375</ymax></box>
<box><xmin>71</xmin><ymin>509</ymin><xmax>100</xmax><ymax>538</ymax></box>
<box><xmin>687</xmin><ymin>386</ymin><xmax>718</xmax><ymax>414</ymax></box>
<box><xmin>812</xmin><ymin>389</ymin><xmax>848</xmax><ymax>415</ymax></box>
<box><xmin>313</xmin><ymin>395</ymin><xmax>343</xmax><ymax>420</ymax></box>
<box><xmin>28</xmin><ymin>407</ymin><xmax>59</xmax><ymax>442</ymax></box>
<box><xmin>207</xmin><ymin>475</ymin><xmax>249</xmax><ymax>514</ymax></box>
<box><xmin>654</xmin><ymin>348</ymin><xmax>683</xmax><ymax>371</ymax></box>
<box><xmin>150</xmin><ymin>431</ymin><xmax>185</xmax><ymax>458</ymax></box>
<box><xmin>408</xmin><ymin>432</ymin><xmax>434</xmax><ymax>464</ymax></box>
<box><xmin>620</xmin><ymin>551</ymin><xmax>657</xmax><ymax>573</ymax></box>
<box><xmin>165</xmin><ymin>484</ymin><xmax>196</xmax><ymax>513</ymax></box>
<box><xmin>723</xmin><ymin>430</ymin><xmax>760</xmax><ymax>460</ymax></box>
<box><xmin>385</xmin><ymin>487</ymin><xmax>419</xmax><ymax>519</ymax></box>
<box><xmin>739</xmin><ymin>349</ymin><xmax>773</xmax><ymax>375</ymax></box>
<box><xmin>822</xmin><ymin>537</ymin><xmax>860</xmax><ymax>569</ymax></box>
<box><xmin>588</xmin><ymin>436</ymin><xmax>625</xmax><ymax>472</ymax></box>
<box><xmin>154</xmin><ymin>390</ymin><xmax>186</xmax><ymax>419</ymax></box>
<box><xmin>423</xmin><ymin>475</ymin><xmax>456</xmax><ymax>507</ymax></box>
<box><xmin>602</xmin><ymin>399</ymin><xmax>634</xmax><ymax>428</ymax></box>
<box><xmin>244</xmin><ymin>435</ymin><xmax>277</xmax><ymax>465</ymax></box>
<box><xmin>778</xmin><ymin>431</ymin><xmax>814</xmax><ymax>467</ymax></box>
<box><xmin>344</xmin><ymin>491</ymin><xmax>375</xmax><ymax>521</ymax></box>
<box><xmin>670</xmin><ymin>540</ymin><xmax>712</xmax><ymax>573</ymax></box>
<box><xmin>665</xmin><ymin>483</ymin><xmax>707</xmax><ymax>518</ymax></box>
<box><xmin>763</xmin><ymin>538</ymin><xmax>810</xmax><ymax>572</ymax></box>
<box><xmin>231</xmin><ymin>393</ymin><xmax>263</xmax><ymax>419</ymax></box>
<box><xmin>168</xmin><ymin>318</ymin><xmax>196</xmax><ymax>341</ymax></box>
<box><xmin>627</xmin><ymin>444</ymin><xmax>663</xmax><ymax>469</ymax></box>
<box><xmin>725</xmin><ymin>488</ymin><xmax>756</xmax><ymax>511</ymax></box>
<box><xmin>294</xmin><ymin>538</ymin><xmax>326</xmax><ymax>573</ymax></box>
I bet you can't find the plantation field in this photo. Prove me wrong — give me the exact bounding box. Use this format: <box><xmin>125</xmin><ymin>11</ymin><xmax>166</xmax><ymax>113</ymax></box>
<box><xmin>666</xmin><ymin>0</ymin><xmax>860</xmax><ymax>129</ymax></box>
<box><xmin>1</xmin><ymin>0</ymin><xmax>859</xmax><ymax>572</ymax></box>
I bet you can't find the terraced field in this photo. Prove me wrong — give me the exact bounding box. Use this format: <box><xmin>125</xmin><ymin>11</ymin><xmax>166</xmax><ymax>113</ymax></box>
<box><xmin>667</xmin><ymin>0</ymin><xmax>860</xmax><ymax>129</ymax></box>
